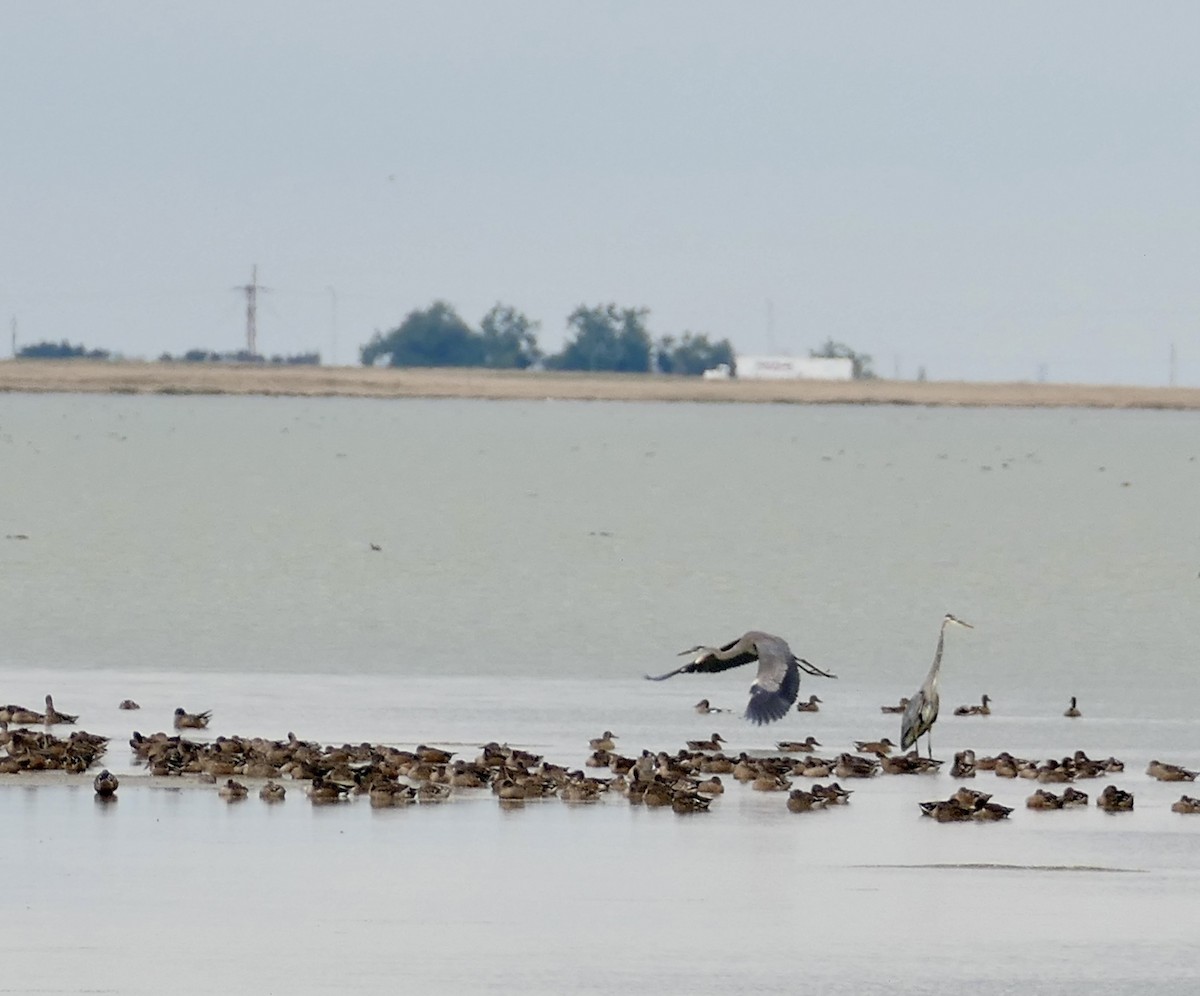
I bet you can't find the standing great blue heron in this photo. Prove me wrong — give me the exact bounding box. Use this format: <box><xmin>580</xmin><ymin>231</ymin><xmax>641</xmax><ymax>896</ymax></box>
<box><xmin>900</xmin><ymin>614</ymin><xmax>974</xmax><ymax>758</ymax></box>
<box><xmin>645</xmin><ymin>631</ymin><xmax>836</xmax><ymax>725</ymax></box>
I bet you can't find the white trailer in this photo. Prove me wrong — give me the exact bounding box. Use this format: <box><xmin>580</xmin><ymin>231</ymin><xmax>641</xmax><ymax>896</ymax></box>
<box><xmin>733</xmin><ymin>355</ymin><xmax>854</xmax><ymax>381</ymax></box>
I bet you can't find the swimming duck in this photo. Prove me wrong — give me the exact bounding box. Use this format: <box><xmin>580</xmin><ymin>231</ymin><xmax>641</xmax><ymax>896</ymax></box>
<box><xmin>1063</xmin><ymin>696</ymin><xmax>1081</xmax><ymax>718</ymax></box>
<box><xmin>43</xmin><ymin>695</ymin><xmax>77</xmax><ymax>725</ymax></box>
<box><xmin>259</xmin><ymin>781</ymin><xmax>287</xmax><ymax>803</ymax></box>
<box><xmin>811</xmin><ymin>782</ymin><xmax>853</xmax><ymax>805</ymax></box>
<box><xmin>642</xmin><ymin>779</ymin><xmax>675</xmax><ymax>808</ymax></box>
<box><xmin>93</xmin><ymin>769</ymin><xmax>119</xmax><ymax>798</ymax></box>
<box><xmin>854</xmin><ymin>738</ymin><xmax>896</xmax><ymax>757</ymax></box>
<box><xmin>1096</xmin><ymin>784</ymin><xmax>1134</xmax><ymax>812</ymax></box>
<box><xmin>951</xmin><ymin>749</ymin><xmax>976</xmax><ymax>778</ymax></box>
<box><xmin>8</xmin><ymin>705</ymin><xmax>44</xmax><ymax>725</ymax></box>
<box><xmin>953</xmin><ymin>694</ymin><xmax>991</xmax><ymax>717</ymax></box>
<box><xmin>971</xmin><ymin>801</ymin><xmax>1013</xmax><ymax>822</ymax></box>
<box><xmin>1171</xmin><ymin>795</ymin><xmax>1200</xmax><ymax>814</ymax></box>
<box><xmin>588</xmin><ymin>732</ymin><xmax>617</xmax><ymax>752</ymax></box>
<box><xmin>671</xmin><ymin>790</ymin><xmax>712</xmax><ymax>814</ymax></box>
<box><xmin>879</xmin><ymin>697</ymin><xmax>910</xmax><ymax>714</ymax></box>
<box><xmin>695</xmin><ymin>775</ymin><xmax>724</xmax><ymax>795</ymax></box>
<box><xmin>1025</xmin><ymin>788</ymin><xmax>1064</xmax><ymax>810</ymax></box>
<box><xmin>118</xmin><ymin>699</ymin><xmax>141</xmax><ymax>710</ymax></box>
<box><xmin>795</xmin><ymin>695</ymin><xmax>823</xmax><ymax>713</ymax></box>
<box><xmin>796</xmin><ymin>758</ymin><xmax>834</xmax><ymax>778</ymax></box>
<box><xmin>1061</xmin><ymin>786</ymin><xmax>1089</xmax><ymax>807</ymax></box>
<box><xmin>950</xmin><ymin>786</ymin><xmax>992</xmax><ymax>811</ymax></box>
<box><xmin>752</xmin><ymin>771</ymin><xmax>791</xmax><ymax>792</ymax></box>
<box><xmin>218</xmin><ymin>779</ymin><xmax>248</xmax><ymax>801</ymax></box>
<box><xmin>417</xmin><ymin>781</ymin><xmax>452</xmax><ymax>803</ymax></box>
<box><xmin>308</xmin><ymin>776</ymin><xmax>352</xmax><ymax>804</ymax></box>
<box><xmin>1146</xmin><ymin>760</ymin><xmax>1197</xmax><ymax>782</ymax></box>
<box><xmin>686</xmin><ymin>733</ymin><xmax>725</xmax><ymax>752</ymax></box>
<box><xmin>786</xmin><ymin>789</ymin><xmax>823</xmax><ymax>813</ymax></box>
<box><xmin>919</xmin><ymin>800</ymin><xmax>974</xmax><ymax>822</ymax></box>
<box><xmin>879</xmin><ymin>750</ymin><xmax>942</xmax><ymax>775</ymax></box>
<box><xmin>776</xmin><ymin>736</ymin><xmax>822</xmax><ymax>753</ymax></box>
<box><xmin>834</xmin><ymin>753</ymin><xmax>879</xmax><ymax>779</ymax></box>
<box><xmin>1036</xmin><ymin>759</ymin><xmax>1073</xmax><ymax>784</ymax></box>
<box><xmin>693</xmin><ymin>699</ymin><xmax>729</xmax><ymax>715</ymax></box>
<box><xmin>174</xmin><ymin>707</ymin><xmax>212</xmax><ymax>729</ymax></box>
<box><xmin>415</xmin><ymin>745</ymin><xmax>455</xmax><ymax>764</ymax></box>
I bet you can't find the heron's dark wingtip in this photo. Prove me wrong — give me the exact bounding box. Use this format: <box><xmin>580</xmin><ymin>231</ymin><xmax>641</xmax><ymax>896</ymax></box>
<box><xmin>745</xmin><ymin>689</ymin><xmax>793</xmax><ymax>725</ymax></box>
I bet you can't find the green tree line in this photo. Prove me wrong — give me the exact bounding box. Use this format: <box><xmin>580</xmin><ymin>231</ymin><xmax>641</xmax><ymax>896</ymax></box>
<box><xmin>360</xmin><ymin>301</ymin><xmax>736</xmax><ymax>376</ymax></box>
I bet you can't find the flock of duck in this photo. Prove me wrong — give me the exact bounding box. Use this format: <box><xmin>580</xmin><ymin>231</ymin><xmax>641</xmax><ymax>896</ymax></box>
<box><xmin>0</xmin><ymin>618</ymin><xmax>1195</xmax><ymax>820</ymax></box>
<box><xmin>1</xmin><ymin>687</ymin><xmax>1198</xmax><ymax>821</ymax></box>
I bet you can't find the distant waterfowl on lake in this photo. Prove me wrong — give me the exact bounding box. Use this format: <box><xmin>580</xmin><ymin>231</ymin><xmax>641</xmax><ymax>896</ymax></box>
<box><xmin>174</xmin><ymin>707</ymin><xmax>212</xmax><ymax>729</ymax></box>
<box><xmin>588</xmin><ymin>731</ymin><xmax>617</xmax><ymax>752</ymax></box>
<box><xmin>693</xmin><ymin>699</ymin><xmax>729</xmax><ymax>715</ymax></box>
<box><xmin>1146</xmin><ymin>760</ymin><xmax>1197</xmax><ymax>782</ymax></box>
<box><xmin>795</xmin><ymin>695</ymin><xmax>823</xmax><ymax>713</ymax></box>
<box><xmin>854</xmin><ymin>738</ymin><xmax>896</xmax><ymax>757</ymax></box>
<box><xmin>43</xmin><ymin>695</ymin><xmax>77</xmax><ymax>725</ymax></box>
<box><xmin>900</xmin><ymin>614</ymin><xmax>974</xmax><ymax>759</ymax></box>
<box><xmin>218</xmin><ymin>778</ymin><xmax>248</xmax><ymax>801</ymax></box>
<box><xmin>6</xmin><ymin>704</ymin><xmax>45</xmax><ymax>725</ymax></box>
<box><xmin>921</xmin><ymin>786</ymin><xmax>1010</xmax><ymax>822</ymax></box>
<box><xmin>645</xmin><ymin>631</ymin><xmax>835</xmax><ymax>725</ymax></box>
<box><xmin>951</xmin><ymin>749</ymin><xmax>976</xmax><ymax>778</ymax></box>
<box><xmin>1064</xmin><ymin>696</ymin><xmax>1081</xmax><ymax>718</ymax></box>
<box><xmin>786</xmin><ymin>788</ymin><xmax>823</xmax><ymax>813</ymax></box>
<box><xmin>1097</xmin><ymin>785</ymin><xmax>1134</xmax><ymax>811</ymax></box>
<box><xmin>880</xmin><ymin>697</ymin><xmax>909</xmax><ymax>714</ymax></box>
<box><xmin>953</xmin><ymin>694</ymin><xmax>990</xmax><ymax>717</ymax></box>
<box><xmin>879</xmin><ymin>750</ymin><xmax>942</xmax><ymax>775</ymax></box>
<box><xmin>1171</xmin><ymin>795</ymin><xmax>1200</xmax><ymax>814</ymax></box>
<box><xmin>93</xmin><ymin>769</ymin><xmax>119</xmax><ymax>798</ymax></box>
<box><xmin>259</xmin><ymin>780</ymin><xmax>287</xmax><ymax>803</ymax></box>
<box><xmin>776</xmin><ymin>736</ymin><xmax>821</xmax><ymax>753</ymax></box>
<box><xmin>118</xmin><ymin>699</ymin><xmax>140</xmax><ymax>710</ymax></box>
<box><xmin>1026</xmin><ymin>788</ymin><xmax>1064</xmax><ymax>810</ymax></box>
<box><xmin>686</xmin><ymin>733</ymin><xmax>725</xmax><ymax>752</ymax></box>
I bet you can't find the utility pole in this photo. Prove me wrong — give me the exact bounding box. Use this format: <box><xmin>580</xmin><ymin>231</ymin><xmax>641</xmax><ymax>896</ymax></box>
<box><xmin>234</xmin><ymin>265</ymin><xmax>269</xmax><ymax>356</ymax></box>
<box><xmin>327</xmin><ymin>286</ymin><xmax>338</xmax><ymax>366</ymax></box>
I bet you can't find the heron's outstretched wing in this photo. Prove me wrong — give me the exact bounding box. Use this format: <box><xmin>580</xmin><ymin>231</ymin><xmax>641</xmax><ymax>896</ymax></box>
<box><xmin>683</xmin><ymin>637</ymin><xmax>760</xmax><ymax>673</ymax></box>
<box><xmin>644</xmin><ymin>664</ymin><xmax>692</xmax><ymax>682</ymax></box>
<box><xmin>645</xmin><ymin>637</ymin><xmax>759</xmax><ymax>681</ymax></box>
<box><xmin>744</xmin><ymin>637</ymin><xmax>802</xmax><ymax>725</ymax></box>
<box><xmin>746</xmin><ymin>656</ymin><xmax>800</xmax><ymax>724</ymax></box>
<box><xmin>796</xmin><ymin>658</ymin><xmax>838</xmax><ymax>679</ymax></box>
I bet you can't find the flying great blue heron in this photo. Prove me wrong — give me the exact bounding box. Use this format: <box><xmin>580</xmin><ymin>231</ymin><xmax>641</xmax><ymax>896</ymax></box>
<box><xmin>645</xmin><ymin>631</ymin><xmax>836</xmax><ymax>725</ymax></box>
<box><xmin>900</xmin><ymin>614</ymin><xmax>974</xmax><ymax>758</ymax></box>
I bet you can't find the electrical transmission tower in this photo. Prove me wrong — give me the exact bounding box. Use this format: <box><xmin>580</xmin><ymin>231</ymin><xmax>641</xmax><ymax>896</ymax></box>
<box><xmin>234</xmin><ymin>265</ymin><xmax>269</xmax><ymax>356</ymax></box>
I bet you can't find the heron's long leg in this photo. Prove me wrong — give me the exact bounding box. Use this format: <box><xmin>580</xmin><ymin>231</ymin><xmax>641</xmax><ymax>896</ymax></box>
<box><xmin>927</xmin><ymin>729</ymin><xmax>933</xmax><ymax>761</ymax></box>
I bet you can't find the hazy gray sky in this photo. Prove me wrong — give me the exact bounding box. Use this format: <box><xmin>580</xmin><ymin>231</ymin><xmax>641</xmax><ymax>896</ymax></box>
<box><xmin>3</xmin><ymin>3</ymin><xmax>1198</xmax><ymax>384</ymax></box>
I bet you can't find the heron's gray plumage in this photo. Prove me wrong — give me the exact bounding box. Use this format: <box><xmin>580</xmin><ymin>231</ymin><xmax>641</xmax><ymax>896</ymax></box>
<box><xmin>900</xmin><ymin>614</ymin><xmax>973</xmax><ymax>758</ymax></box>
<box><xmin>645</xmin><ymin>631</ymin><xmax>836</xmax><ymax>725</ymax></box>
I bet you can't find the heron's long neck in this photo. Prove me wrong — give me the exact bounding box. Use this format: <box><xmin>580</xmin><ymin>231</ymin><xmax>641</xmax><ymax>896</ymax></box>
<box><xmin>928</xmin><ymin>625</ymin><xmax>948</xmax><ymax>679</ymax></box>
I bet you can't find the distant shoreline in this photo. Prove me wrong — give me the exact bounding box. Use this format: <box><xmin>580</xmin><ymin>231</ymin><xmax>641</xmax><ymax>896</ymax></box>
<box><xmin>2</xmin><ymin>359</ymin><xmax>1199</xmax><ymax>410</ymax></box>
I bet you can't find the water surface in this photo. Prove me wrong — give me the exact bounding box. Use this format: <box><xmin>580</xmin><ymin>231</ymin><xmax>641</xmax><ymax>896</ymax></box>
<box><xmin>2</xmin><ymin>395</ymin><xmax>1198</xmax><ymax>994</ymax></box>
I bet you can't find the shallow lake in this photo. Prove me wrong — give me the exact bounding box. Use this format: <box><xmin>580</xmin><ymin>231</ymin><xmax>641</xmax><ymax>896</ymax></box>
<box><xmin>2</xmin><ymin>394</ymin><xmax>1198</xmax><ymax>994</ymax></box>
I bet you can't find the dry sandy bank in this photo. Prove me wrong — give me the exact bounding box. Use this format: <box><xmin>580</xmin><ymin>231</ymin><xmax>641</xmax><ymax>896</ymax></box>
<box><xmin>2</xmin><ymin>359</ymin><xmax>1198</xmax><ymax>409</ymax></box>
